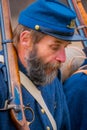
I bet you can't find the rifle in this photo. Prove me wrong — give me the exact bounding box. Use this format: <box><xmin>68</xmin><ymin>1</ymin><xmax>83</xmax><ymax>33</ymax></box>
<box><xmin>67</xmin><ymin>0</ymin><xmax>87</xmax><ymax>55</ymax></box>
<box><xmin>0</xmin><ymin>0</ymin><xmax>33</xmax><ymax>129</ymax></box>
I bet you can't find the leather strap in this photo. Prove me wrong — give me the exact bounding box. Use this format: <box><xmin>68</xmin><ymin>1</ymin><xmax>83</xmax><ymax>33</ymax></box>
<box><xmin>20</xmin><ymin>71</ymin><xmax>57</xmax><ymax>130</ymax></box>
<box><xmin>73</xmin><ymin>69</ymin><xmax>87</xmax><ymax>75</ymax></box>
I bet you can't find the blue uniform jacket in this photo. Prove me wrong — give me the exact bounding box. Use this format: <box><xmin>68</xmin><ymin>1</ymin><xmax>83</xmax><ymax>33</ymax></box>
<box><xmin>63</xmin><ymin>72</ymin><xmax>87</xmax><ymax>130</ymax></box>
<box><xmin>0</xmin><ymin>53</ymin><xmax>71</xmax><ymax>130</ymax></box>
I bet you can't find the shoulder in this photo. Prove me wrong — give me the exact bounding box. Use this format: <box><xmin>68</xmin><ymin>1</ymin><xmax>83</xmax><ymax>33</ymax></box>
<box><xmin>63</xmin><ymin>72</ymin><xmax>87</xmax><ymax>102</ymax></box>
<box><xmin>64</xmin><ymin>72</ymin><xmax>87</xmax><ymax>88</ymax></box>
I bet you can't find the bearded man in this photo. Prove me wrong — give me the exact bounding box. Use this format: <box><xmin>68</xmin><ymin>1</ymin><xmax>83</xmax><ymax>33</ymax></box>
<box><xmin>0</xmin><ymin>0</ymin><xmax>87</xmax><ymax>130</ymax></box>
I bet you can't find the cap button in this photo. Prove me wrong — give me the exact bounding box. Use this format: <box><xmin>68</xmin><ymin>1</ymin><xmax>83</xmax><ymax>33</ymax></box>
<box><xmin>35</xmin><ymin>25</ymin><xmax>40</xmax><ymax>30</ymax></box>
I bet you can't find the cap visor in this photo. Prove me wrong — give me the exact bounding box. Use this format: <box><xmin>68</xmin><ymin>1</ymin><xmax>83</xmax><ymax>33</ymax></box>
<box><xmin>57</xmin><ymin>34</ymin><xmax>87</xmax><ymax>41</ymax></box>
<box><xmin>44</xmin><ymin>32</ymin><xmax>87</xmax><ymax>41</ymax></box>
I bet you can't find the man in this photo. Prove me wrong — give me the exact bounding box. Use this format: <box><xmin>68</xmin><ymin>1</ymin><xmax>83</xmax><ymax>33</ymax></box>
<box><xmin>0</xmin><ymin>0</ymin><xmax>87</xmax><ymax>130</ymax></box>
<box><xmin>63</xmin><ymin>56</ymin><xmax>87</xmax><ymax>130</ymax></box>
<box><xmin>63</xmin><ymin>55</ymin><xmax>87</xmax><ymax>130</ymax></box>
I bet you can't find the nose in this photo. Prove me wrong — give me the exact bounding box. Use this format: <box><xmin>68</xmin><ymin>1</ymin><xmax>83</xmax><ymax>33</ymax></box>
<box><xmin>55</xmin><ymin>47</ymin><xmax>66</xmax><ymax>63</ymax></box>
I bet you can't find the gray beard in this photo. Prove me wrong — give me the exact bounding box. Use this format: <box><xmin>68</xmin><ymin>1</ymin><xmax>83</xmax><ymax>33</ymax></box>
<box><xmin>26</xmin><ymin>49</ymin><xmax>60</xmax><ymax>86</ymax></box>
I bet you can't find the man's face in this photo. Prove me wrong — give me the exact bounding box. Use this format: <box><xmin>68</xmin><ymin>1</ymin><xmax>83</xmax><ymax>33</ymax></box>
<box><xmin>26</xmin><ymin>35</ymin><xmax>69</xmax><ymax>86</ymax></box>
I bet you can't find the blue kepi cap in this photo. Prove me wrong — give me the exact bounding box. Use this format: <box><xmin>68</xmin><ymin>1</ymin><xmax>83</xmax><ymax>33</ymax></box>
<box><xmin>18</xmin><ymin>0</ymin><xmax>87</xmax><ymax>41</ymax></box>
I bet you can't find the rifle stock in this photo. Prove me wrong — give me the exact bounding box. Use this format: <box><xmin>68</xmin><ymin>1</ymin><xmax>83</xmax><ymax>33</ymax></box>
<box><xmin>0</xmin><ymin>0</ymin><xmax>30</xmax><ymax>129</ymax></box>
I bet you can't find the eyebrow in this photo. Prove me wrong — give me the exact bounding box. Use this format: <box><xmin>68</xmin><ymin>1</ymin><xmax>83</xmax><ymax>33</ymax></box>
<box><xmin>55</xmin><ymin>39</ymin><xmax>70</xmax><ymax>45</ymax></box>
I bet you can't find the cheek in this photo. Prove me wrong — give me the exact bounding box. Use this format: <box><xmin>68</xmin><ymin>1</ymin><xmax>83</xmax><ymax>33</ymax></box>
<box><xmin>40</xmin><ymin>53</ymin><xmax>56</xmax><ymax>64</ymax></box>
<box><xmin>37</xmin><ymin>51</ymin><xmax>51</xmax><ymax>63</ymax></box>
<box><xmin>36</xmin><ymin>45</ymin><xmax>56</xmax><ymax>63</ymax></box>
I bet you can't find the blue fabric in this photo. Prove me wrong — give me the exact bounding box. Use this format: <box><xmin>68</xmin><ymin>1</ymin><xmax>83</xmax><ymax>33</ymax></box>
<box><xmin>0</xmin><ymin>53</ymin><xmax>71</xmax><ymax>130</ymax></box>
<box><xmin>63</xmin><ymin>73</ymin><xmax>87</xmax><ymax>130</ymax></box>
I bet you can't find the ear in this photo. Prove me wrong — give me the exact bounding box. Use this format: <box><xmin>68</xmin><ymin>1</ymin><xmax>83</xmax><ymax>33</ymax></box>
<box><xmin>19</xmin><ymin>30</ymin><xmax>31</xmax><ymax>48</ymax></box>
<box><xmin>17</xmin><ymin>30</ymin><xmax>32</xmax><ymax>67</ymax></box>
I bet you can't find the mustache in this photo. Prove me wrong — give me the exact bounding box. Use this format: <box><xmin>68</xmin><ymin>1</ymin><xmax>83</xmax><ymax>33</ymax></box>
<box><xmin>27</xmin><ymin>56</ymin><xmax>62</xmax><ymax>72</ymax></box>
<box><xmin>44</xmin><ymin>62</ymin><xmax>61</xmax><ymax>71</ymax></box>
<box><xmin>27</xmin><ymin>49</ymin><xmax>61</xmax><ymax>70</ymax></box>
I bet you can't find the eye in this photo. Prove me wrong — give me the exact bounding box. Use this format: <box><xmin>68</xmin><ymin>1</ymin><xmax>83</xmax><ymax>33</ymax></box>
<box><xmin>52</xmin><ymin>46</ymin><xmax>59</xmax><ymax>50</ymax></box>
<box><xmin>50</xmin><ymin>45</ymin><xmax>60</xmax><ymax>51</ymax></box>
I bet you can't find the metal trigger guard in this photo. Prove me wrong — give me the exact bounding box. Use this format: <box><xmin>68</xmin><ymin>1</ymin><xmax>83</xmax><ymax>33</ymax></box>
<box><xmin>23</xmin><ymin>105</ymin><xmax>35</xmax><ymax>125</ymax></box>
